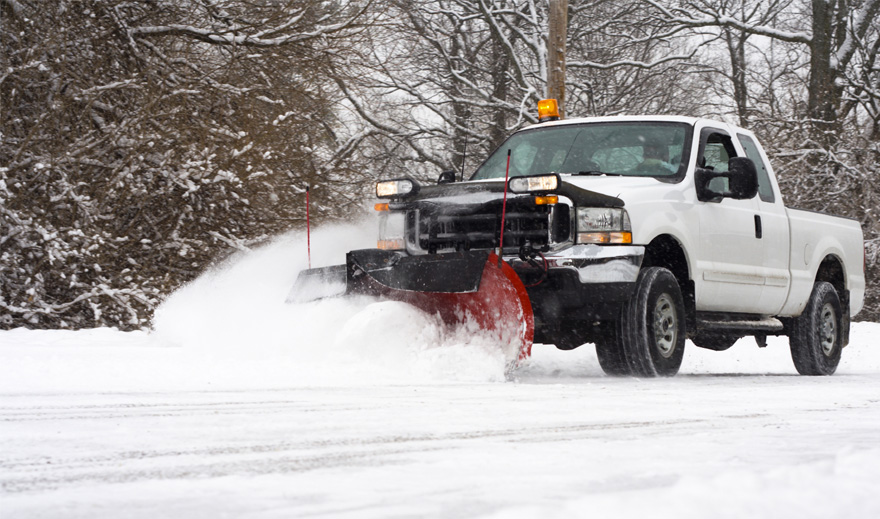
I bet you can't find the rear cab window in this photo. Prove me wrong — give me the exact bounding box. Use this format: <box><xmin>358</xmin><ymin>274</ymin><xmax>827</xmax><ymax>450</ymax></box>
<box><xmin>736</xmin><ymin>134</ymin><xmax>776</xmax><ymax>203</ymax></box>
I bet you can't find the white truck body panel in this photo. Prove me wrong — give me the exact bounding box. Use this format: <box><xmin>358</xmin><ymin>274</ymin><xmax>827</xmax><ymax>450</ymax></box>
<box><xmin>542</xmin><ymin>117</ymin><xmax>865</xmax><ymax>319</ymax></box>
<box><xmin>784</xmin><ymin>208</ymin><xmax>865</xmax><ymax>316</ymax></box>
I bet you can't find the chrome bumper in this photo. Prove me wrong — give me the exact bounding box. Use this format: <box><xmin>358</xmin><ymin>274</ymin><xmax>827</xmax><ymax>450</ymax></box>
<box><xmin>508</xmin><ymin>245</ymin><xmax>645</xmax><ymax>284</ymax></box>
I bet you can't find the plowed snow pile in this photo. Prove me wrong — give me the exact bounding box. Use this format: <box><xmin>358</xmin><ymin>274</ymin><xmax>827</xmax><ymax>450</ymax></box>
<box><xmin>151</xmin><ymin>221</ymin><xmax>519</xmax><ymax>386</ymax></box>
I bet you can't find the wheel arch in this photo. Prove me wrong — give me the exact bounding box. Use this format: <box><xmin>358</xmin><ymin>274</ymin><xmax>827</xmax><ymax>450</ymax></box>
<box><xmin>815</xmin><ymin>254</ymin><xmax>846</xmax><ymax>298</ymax></box>
<box><xmin>785</xmin><ymin>253</ymin><xmax>852</xmax><ymax>347</ymax></box>
<box><xmin>815</xmin><ymin>255</ymin><xmax>850</xmax><ymax>338</ymax></box>
<box><xmin>642</xmin><ymin>234</ymin><xmax>691</xmax><ymax>281</ymax></box>
<box><xmin>642</xmin><ymin>234</ymin><xmax>695</xmax><ymax>331</ymax></box>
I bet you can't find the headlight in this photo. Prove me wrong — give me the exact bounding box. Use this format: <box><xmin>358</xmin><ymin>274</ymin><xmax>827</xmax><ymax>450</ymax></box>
<box><xmin>509</xmin><ymin>174</ymin><xmax>559</xmax><ymax>193</ymax></box>
<box><xmin>577</xmin><ymin>208</ymin><xmax>630</xmax><ymax>232</ymax></box>
<box><xmin>376</xmin><ymin>178</ymin><xmax>416</xmax><ymax>198</ymax></box>
<box><xmin>377</xmin><ymin>211</ymin><xmax>406</xmax><ymax>250</ymax></box>
<box><xmin>576</xmin><ymin>208</ymin><xmax>632</xmax><ymax>244</ymax></box>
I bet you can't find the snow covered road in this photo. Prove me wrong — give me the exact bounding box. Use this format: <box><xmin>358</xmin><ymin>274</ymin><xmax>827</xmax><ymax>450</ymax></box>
<box><xmin>2</xmin><ymin>230</ymin><xmax>879</xmax><ymax>518</ymax></box>
<box><xmin>2</xmin><ymin>324</ymin><xmax>880</xmax><ymax>519</ymax></box>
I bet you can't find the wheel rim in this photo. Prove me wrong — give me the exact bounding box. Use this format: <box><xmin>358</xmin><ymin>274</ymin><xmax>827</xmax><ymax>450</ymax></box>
<box><xmin>819</xmin><ymin>302</ymin><xmax>837</xmax><ymax>356</ymax></box>
<box><xmin>653</xmin><ymin>294</ymin><xmax>677</xmax><ymax>358</ymax></box>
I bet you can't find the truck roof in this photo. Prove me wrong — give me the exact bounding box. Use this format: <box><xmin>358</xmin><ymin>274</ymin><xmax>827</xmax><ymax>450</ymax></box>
<box><xmin>522</xmin><ymin>115</ymin><xmax>732</xmax><ymax>131</ymax></box>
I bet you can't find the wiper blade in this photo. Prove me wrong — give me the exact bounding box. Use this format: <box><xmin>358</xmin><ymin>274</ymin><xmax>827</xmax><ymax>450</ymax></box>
<box><xmin>574</xmin><ymin>170</ymin><xmax>623</xmax><ymax>176</ymax></box>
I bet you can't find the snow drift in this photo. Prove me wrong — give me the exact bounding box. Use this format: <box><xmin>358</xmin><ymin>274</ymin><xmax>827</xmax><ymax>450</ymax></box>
<box><xmin>151</xmin><ymin>221</ymin><xmax>521</xmax><ymax>385</ymax></box>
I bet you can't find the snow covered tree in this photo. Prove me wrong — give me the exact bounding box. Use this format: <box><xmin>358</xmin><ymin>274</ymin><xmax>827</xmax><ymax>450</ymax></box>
<box><xmin>1</xmin><ymin>0</ymin><xmax>375</xmax><ymax>328</ymax></box>
<box><xmin>2</xmin><ymin>0</ymin><xmax>877</xmax><ymax>327</ymax></box>
<box><xmin>333</xmin><ymin>0</ymin><xmax>705</xmax><ymax>181</ymax></box>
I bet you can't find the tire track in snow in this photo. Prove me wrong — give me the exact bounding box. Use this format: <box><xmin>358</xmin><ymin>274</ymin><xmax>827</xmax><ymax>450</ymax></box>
<box><xmin>3</xmin><ymin>413</ymin><xmax>771</xmax><ymax>493</ymax></box>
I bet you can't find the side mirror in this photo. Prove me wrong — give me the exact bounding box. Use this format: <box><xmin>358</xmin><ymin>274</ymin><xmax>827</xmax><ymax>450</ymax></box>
<box><xmin>727</xmin><ymin>157</ymin><xmax>758</xmax><ymax>200</ymax></box>
<box><xmin>438</xmin><ymin>170</ymin><xmax>457</xmax><ymax>184</ymax></box>
<box><xmin>695</xmin><ymin>157</ymin><xmax>758</xmax><ymax>202</ymax></box>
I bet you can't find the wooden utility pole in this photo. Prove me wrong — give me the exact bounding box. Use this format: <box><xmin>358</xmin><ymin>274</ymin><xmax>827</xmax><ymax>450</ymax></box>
<box><xmin>546</xmin><ymin>0</ymin><xmax>567</xmax><ymax>119</ymax></box>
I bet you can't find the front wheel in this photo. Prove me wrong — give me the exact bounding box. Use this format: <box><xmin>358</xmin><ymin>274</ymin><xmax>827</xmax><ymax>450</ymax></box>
<box><xmin>615</xmin><ymin>267</ymin><xmax>686</xmax><ymax>377</ymax></box>
<box><xmin>790</xmin><ymin>282</ymin><xmax>843</xmax><ymax>376</ymax></box>
<box><xmin>595</xmin><ymin>328</ymin><xmax>631</xmax><ymax>376</ymax></box>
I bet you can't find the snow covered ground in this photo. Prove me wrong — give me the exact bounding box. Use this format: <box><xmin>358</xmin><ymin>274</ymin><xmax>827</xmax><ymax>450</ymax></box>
<box><xmin>2</xmin><ymin>226</ymin><xmax>879</xmax><ymax>518</ymax></box>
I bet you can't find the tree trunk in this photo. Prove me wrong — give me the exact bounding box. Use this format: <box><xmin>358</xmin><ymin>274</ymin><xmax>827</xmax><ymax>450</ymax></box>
<box><xmin>724</xmin><ymin>27</ymin><xmax>749</xmax><ymax>128</ymax></box>
<box><xmin>808</xmin><ymin>0</ymin><xmax>841</xmax><ymax>145</ymax></box>
<box><xmin>488</xmin><ymin>39</ymin><xmax>511</xmax><ymax>151</ymax></box>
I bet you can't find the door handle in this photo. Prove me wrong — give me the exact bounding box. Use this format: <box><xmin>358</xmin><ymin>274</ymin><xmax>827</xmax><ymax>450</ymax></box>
<box><xmin>754</xmin><ymin>214</ymin><xmax>763</xmax><ymax>239</ymax></box>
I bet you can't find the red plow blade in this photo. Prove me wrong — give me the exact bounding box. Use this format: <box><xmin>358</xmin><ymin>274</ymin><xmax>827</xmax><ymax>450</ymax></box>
<box><xmin>290</xmin><ymin>250</ymin><xmax>534</xmax><ymax>362</ymax></box>
<box><xmin>393</xmin><ymin>253</ymin><xmax>534</xmax><ymax>361</ymax></box>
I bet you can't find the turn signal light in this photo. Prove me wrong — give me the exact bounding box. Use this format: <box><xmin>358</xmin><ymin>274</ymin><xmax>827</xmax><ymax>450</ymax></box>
<box><xmin>535</xmin><ymin>195</ymin><xmax>558</xmax><ymax>205</ymax></box>
<box><xmin>577</xmin><ymin>232</ymin><xmax>633</xmax><ymax>244</ymax></box>
<box><xmin>538</xmin><ymin>99</ymin><xmax>560</xmax><ymax>122</ymax></box>
<box><xmin>374</xmin><ymin>203</ymin><xmax>389</xmax><ymax>211</ymax></box>
<box><xmin>378</xmin><ymin>239</ymin><xmax>406</xmax><ymax>250</ymax></box>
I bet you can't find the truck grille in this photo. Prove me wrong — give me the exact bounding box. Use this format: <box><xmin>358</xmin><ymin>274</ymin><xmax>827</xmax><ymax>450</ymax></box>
<box><xmin>410</xmin><ymin>205</ymin><xmax>570</xmax><ymax>253</ymax></box>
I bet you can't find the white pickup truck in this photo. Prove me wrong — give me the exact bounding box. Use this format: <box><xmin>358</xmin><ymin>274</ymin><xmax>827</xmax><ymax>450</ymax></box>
<box><xmin>364</xmin><ymin>112</ymin><xmax>866</xmax><ymax>376</ymax></box>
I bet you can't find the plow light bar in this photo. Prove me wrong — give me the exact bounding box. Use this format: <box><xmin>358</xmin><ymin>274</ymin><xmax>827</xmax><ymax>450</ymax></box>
<box><xmin>376</xmin><ymin>178</ymin><xmax>417</xmax><ymax>198</ymax></box>
<box><xmin>509</xmin><ymin>174</ymin><xmax>559</xmax><ymax>193</ymax></box>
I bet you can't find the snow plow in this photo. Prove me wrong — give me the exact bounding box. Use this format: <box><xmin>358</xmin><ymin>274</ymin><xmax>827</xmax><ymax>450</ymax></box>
<box><xmin>288</xmin><ymin>99</ymin><xmax>866</xmax><ymax>377</ymax></box>
<box><xmin>290</xmin><ymin>246</ymin><xmax>535</xmax><ymax>361</ymax></box>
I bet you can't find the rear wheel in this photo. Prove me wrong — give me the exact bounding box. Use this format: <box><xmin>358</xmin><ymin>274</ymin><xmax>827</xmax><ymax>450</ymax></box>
<box><xmin>790</xmin><ymin>282</ymin><xmax>842</xmax><ymax>376</ymax></box>
<box><xmin>615</xmin><ymin>267</ymin><xmax>686</xmax><ymax>377</ymax></box>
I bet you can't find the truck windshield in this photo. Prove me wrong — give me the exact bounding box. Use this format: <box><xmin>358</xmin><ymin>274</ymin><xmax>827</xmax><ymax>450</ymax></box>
<box><xmin>471</xmin><ymin>121</ymin><xmax>692</xmax><ymax>180</ymax></box>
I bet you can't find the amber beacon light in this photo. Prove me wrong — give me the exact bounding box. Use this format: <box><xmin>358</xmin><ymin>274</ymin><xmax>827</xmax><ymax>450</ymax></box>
<box><xmin>537</xmin><ymin>99</ymin><xmax>560</xmax><ymax>122</ymax></box>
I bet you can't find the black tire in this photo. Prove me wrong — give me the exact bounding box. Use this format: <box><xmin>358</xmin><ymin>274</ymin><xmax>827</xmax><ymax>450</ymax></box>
<box><xmin>790</xmin><ymin>282</ymin><xmax>843</xmax><ymax>376</ymax></box>
<box><xmin>595</xmin><ymin>332</ymin><xmax>632</xmax><ymax>376</ymax></box>
<box><xmin>616</xmin><ymin>267</ymin><xmax>686</xmax><ymax>377</ymax></box>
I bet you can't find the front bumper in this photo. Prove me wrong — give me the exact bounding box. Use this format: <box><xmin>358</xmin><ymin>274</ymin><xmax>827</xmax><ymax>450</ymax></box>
<box><xmin>508</xmin><ymin>244</ymin><xmax>645</xmax><ymax>329</ymax></box>
<box><xmin>508</xmin><ymin>244</ymin><xmax>644</xmax><ymax>284</ymax></box>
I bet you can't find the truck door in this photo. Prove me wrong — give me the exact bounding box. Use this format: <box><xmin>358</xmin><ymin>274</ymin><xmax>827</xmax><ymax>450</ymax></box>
<box><xmin>694</xmin><ymin>127</ymin><xmax>765</xmax><ymax>313</ymax></box>
<box><xmin>737</xmin><ymin>133</ymin><xmax>791</xmax><ymax>314</ymax></box>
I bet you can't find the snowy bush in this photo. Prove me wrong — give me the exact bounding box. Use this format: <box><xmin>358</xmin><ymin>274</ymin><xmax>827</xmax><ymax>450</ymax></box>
<box><xmin>1</xmin><ymin>0</ymin><xmax>373</xmax><ymax>329</ymax></box>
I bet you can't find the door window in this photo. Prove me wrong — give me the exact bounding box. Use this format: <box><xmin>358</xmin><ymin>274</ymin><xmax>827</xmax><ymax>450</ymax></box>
<box><xmin>698</xmin><ymin>130</ymin><xmax>738</xmax><ymax>196</ymax></box>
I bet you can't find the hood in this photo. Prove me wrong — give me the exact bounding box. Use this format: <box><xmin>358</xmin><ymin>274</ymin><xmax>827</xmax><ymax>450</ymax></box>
<box><xmin>390</xmin><ymin>178</ymin><xmax>624</xmax><ymax>212</ymax></box>
<box><xmin>557</xmin><ymin>174</ymin><xmax>675</xmax><ymax>200</ymax></box>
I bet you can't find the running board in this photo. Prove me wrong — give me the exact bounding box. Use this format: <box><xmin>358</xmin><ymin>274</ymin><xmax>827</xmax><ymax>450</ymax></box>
<box><xmin>696</xmin><ymin>316</ymin><xmax>784</xmax><ymax>334</ymax></box>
